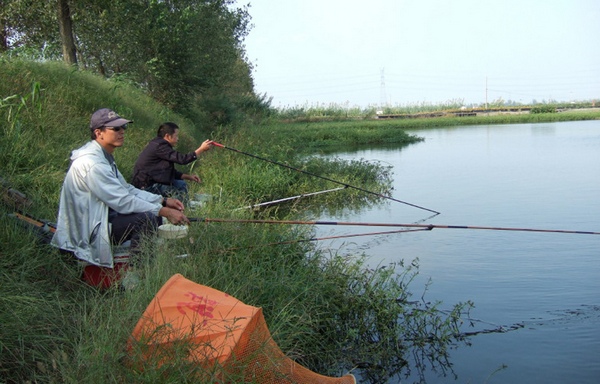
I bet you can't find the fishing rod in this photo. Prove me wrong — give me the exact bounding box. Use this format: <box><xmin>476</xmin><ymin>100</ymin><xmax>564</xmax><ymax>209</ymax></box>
<box><xmin>10</xmin><ymin>211</ymin><xmax>56</xmax><ymax>233</ymax></box>
<box><xmin>211</xmin><ymin>141</ymin><xmax>440</xmax><ymax>215</ymax></box>
<box><xmin>189</xmin><ymin>217</ymin><xmax>600</xmax><ymax>236</ymax></box>
<box><xmin>235</xmin><ymin>186</ymin><xmax>347</xmax><ymax>210</ymax></box>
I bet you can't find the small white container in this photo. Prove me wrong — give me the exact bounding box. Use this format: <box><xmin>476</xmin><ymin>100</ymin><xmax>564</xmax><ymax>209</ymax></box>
<box><xmin>158</xmin><ymin>223</ymin><xmax>189</xmax><ymax>239</ymax></box>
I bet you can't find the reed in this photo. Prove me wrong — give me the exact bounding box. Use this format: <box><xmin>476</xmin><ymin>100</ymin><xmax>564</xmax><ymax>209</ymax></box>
<box><xmin>271</xmin><ymin>99</ymin><xmax>600</xmax><ymax>121</ymax></box>
<box><xmin>245</xmin><ymin>109</ymin><xmax>600</xmax><ymax>155</ymax></box>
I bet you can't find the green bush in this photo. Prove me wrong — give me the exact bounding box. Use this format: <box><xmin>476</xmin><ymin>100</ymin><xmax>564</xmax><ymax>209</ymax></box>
<box><xmin>530</xmin><ymin>105</ymin><xmax>557</xmax><ymax>114</ymax></box>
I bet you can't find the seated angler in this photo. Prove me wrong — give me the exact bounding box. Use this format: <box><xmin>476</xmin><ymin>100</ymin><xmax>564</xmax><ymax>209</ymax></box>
<box><xmin>51</xmin><ymin>108</ymin><xmax>189</xmax><ymax>269</ymax></box>
<box><xmin>131</xmin><ymin>122</ymin><xmax>213</xmax><ymax>202</ymax></box>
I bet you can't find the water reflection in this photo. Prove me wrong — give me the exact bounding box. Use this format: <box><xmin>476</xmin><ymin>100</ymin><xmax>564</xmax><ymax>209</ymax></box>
<box><xmin>530</xmin><ymin>123</ymin><xmax>556</xmax><ymax>135</ymax></box>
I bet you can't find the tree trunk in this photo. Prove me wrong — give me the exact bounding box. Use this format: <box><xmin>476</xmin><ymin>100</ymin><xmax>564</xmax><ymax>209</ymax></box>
<box><xmin>0</xmin><ymin>16</ymin><xmax>8</xmax><ymax>52</ymax></box>
<box><xmin>57</xmin><ymin>0</ymin><xmax>77</xmax><ymax>65</ymax></box>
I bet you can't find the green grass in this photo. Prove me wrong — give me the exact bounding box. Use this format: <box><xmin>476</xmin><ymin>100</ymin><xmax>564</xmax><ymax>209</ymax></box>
<box><xmin>249</xmin><ymin>120</ymin><xmax>424</xmax><ymax>152</ymax></box>
<box><xmin>248</xmin><ymin>109</ymin><xmax>600</xmax><ymax>155</ymax></box>
<box><xmin>13</xmin><ymin>58</ymin><xmax>595</xmax><ymax>383</ymax></box>
<box><xmin>270</xmin><ymin>99</ymin><xmax>600</xmax><ymax>121</ymax></box>
<box><xmin>395</xmin><ymin>110</ymin><xmax>600</xmax><ymax>127</ymax></box>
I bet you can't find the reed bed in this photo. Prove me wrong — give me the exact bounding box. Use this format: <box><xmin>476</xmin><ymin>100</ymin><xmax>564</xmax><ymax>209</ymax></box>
<box><xmin>271</xmin><ymin>99</ymin><xmax>599</xmax><ymax>122</ymax></box>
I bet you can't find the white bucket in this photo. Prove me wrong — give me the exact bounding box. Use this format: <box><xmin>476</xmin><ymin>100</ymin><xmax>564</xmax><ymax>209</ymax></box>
<box><xmin>158</xmin><ymin>223</ymin><xmax>189</xmax><ymax>239</ymax></box>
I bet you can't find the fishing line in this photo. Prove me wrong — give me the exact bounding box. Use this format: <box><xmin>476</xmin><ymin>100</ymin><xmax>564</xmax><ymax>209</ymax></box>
<box><xmin>211</xmin><ymin>141</ymin><xmax>440</xmax><ymax>215</ymax></box>
<box><xmin>213</xmin><ymin>228</ymin><xmax>430</xmax><ymax>253</ymax></box>
<box><xmin>235</xmin><ymin>186</ymin><xmax>347</xmax><ymax>210</ymax></box>
<box><xmin>189</xmin><ymin>217</ymin><xmax>600</xmax><ymax>236</ymax></box>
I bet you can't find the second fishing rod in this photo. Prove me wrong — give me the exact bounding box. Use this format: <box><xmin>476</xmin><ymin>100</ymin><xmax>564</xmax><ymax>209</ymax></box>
<box><xmin>211</xmin><ymin>141</ymin><xmax>440</xmax><ymax>215</ymax></box>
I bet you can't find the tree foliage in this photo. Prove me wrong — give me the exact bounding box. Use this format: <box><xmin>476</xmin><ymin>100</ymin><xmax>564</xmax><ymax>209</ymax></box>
<box><xmin>0</xmin><ymin>0</ymin><xmax>59</xmax><ymax>55</ymax></box>
<box><xmin>1</xmin><ymin>0</ymin><xmax>261</xmax><ymax>122</ymax></box>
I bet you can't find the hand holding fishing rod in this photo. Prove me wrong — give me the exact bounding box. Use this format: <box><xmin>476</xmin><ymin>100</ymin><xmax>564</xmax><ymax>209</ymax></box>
<box><xmin>211</xmin><ymin>141</ymin><xmax>440</xmax><ymax>215</ymax></box>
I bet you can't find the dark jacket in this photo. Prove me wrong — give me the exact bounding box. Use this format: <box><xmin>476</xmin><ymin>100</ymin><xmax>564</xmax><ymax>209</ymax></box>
<box><xmin>131</xmin><ymin>137</ymin><xmax>197</xmax><ymax>189</ymax></box>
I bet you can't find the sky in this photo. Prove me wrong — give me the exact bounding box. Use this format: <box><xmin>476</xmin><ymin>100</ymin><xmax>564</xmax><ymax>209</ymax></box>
<box><xmin>243</xmin><ymin>0</ymin><xmax>600</xmax><ymax>108</ymax></box>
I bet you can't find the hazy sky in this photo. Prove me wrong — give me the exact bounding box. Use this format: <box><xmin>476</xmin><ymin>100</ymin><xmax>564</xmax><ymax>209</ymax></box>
<box><xmin>243</xmin><ymin>0</ymin><xmax>600</xmax><ymax>108</ymax></box>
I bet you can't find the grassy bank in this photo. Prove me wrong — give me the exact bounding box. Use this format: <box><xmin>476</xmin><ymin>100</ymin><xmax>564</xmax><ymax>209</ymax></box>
<box><xmin>244</xmin><ymin>109</ymin><xmax>600</xmax><ymax>157</ymax></box>
<box><xmin>258</xmin><ymin>109</ymin><xmax>600</xmax><ymax>148</ymax></box>
<box><xmin>1</xmin><ymin>60</ymin><xmax>475</xmax><ymax>383</ymax></box>
<box><xmin>271</xmin><ymin>100</ymin><xmax>600</xmax><ymax>121</ymax></box>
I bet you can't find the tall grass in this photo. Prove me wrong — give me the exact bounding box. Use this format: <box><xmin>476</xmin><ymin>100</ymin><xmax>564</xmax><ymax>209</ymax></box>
<box><xmin>1</xmin><ymin>59</ymin><xmax>479</xmax><ymax>383</ymax></box>
<box><xmin>274</xmin><ymin>110</ymin><xmax>600</xmax><ymax>135</ymax></box>
<box><xmin>246</xmin><ymin>120</ymin><xmax>423</xmax><ymax>152</ymax></box>
<box><xmin>271</xmin><ymin>99</ymin><xmax>600</xmax><ymax>121</ymax></box>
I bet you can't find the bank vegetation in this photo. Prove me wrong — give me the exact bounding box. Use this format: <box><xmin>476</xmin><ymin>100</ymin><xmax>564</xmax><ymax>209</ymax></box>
<box><xmin>0</xmin><ymin>59</ymin><xmax>477</xmax><ymax>384</ymax></box>
<box><xmin>2</xmin><ymin>3</ymin><xmax>599</xmax><ymax>380</ymax></box>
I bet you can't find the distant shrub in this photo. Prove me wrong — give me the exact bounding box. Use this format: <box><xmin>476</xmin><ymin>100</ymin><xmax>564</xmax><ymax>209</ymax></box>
<box><xmin>530</xmin><ymin>105</ymin><xmax>557</xmax><ymax>114</ymax></box>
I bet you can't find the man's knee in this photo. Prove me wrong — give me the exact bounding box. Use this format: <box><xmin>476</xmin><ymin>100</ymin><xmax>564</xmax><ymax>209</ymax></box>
<box><xmin>173</xmin><ymin>179</ymin><xmax>188</xmax><ymax>193</ymax></box>
<box><xmin>136</xmin><ymin>211</ymin><xmax>161</xmax><ymax>231</ymax></box>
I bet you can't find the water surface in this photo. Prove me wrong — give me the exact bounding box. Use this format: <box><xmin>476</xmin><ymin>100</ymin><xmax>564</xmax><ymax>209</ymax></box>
<box><xmin>318</xmin><ymin>120</ymin><xmax>600</xmax><ymax>383</ymax></box>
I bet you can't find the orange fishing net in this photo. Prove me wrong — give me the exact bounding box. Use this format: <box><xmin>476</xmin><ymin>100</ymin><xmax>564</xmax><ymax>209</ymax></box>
<box><xmin>128</xmin><ymin>274</ymin><xmax>355</xmax><ymax>383</ymax></box>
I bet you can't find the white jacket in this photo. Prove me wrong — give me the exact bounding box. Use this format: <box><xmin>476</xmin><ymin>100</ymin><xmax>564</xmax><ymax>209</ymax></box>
<box><xmin>51</xmin><ymin>140</ymin><xmax>162</xmax><ymax>267</ymax></box>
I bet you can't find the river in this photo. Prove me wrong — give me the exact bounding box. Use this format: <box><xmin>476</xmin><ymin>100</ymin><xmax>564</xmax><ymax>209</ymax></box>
<box><xmin>317</xmin><ymin>120</ymin><xmax>600</xmax><ymax>383</ymax></box>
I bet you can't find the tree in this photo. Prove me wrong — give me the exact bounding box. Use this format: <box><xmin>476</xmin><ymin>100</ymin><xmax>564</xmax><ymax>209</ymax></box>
<box><xmin>56</xmin><ymin>0</ymin><xmax>77</xmax><ymax>65</ymax></box>
<box><xmin>1</xmin><ymin>19</ymin><xmax>8</xmax><ymax>52</ymax></box>
<box><xmin>0</xmin><ymin>0</ymin><xmax>59</xmax><ymax>56</ymax></box>
<box><xmin>1</xmin><ymin>0</ymin><xmax>261</xmax><ymax>120</ymax></box>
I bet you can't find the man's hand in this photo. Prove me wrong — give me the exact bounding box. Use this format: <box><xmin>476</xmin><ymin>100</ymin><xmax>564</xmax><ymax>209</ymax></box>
<box><xmin>182</xmin><ymin>174</ymin><xmax>201</xmax><ymax>183</ymax></box>
<box><xmin>160</xmin><ymin>206</ymin><xmax>190</xmax><ymax>225</ymax></box>
<box><xmin>165</xmin><ymin>197</ymin><xmax>185</xmax><ymax>211</ymax></box>
<box><xmin>195</xmin><ymin>139</ymin><xmax>213</xmax><ymax>156</ymax></box>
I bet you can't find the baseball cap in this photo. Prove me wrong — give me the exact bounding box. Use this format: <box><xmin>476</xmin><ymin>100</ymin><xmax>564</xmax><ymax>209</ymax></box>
<box><xmin>90</xmin><ymin>108</ymin><xmax>133</xmax><ymax>130</ymax></box>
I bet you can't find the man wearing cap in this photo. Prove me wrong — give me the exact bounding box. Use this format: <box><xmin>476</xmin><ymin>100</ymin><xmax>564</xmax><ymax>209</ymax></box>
<box><xmin>51</xmin><ymin>108</ymin><xmax>189</xmax><ymax>269</ymax></box>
